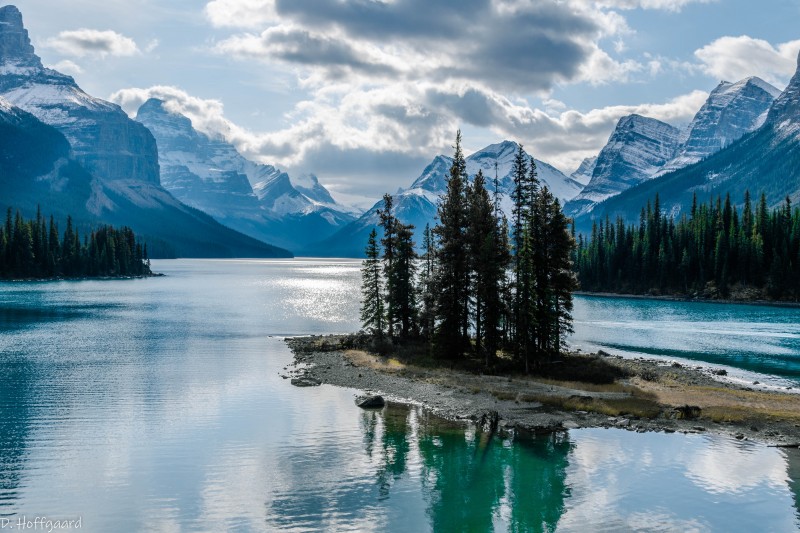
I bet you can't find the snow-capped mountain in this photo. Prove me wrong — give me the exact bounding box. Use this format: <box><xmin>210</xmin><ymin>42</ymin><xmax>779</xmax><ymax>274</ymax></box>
<box><xmin>767</xmin><ymin>52</ymin><xmax>800</xmax><ymax>134</ymax></box>
<box><xmin>135</xmin><ymin>97</ymin><xmax>358</xmax><ymax>252</ymax></box>
<box><xmin>655</xmin><ymin>77</ymin><xmax>780</xmax><ymax>176</ymax></box>
<box><xmin>0</xmin><ymin>6</ymin><xmax>289</xmax><ymax>258</ymax></box>
<box><xmin>564</xmin><ymin>115</ymin><xmax>682</xmax><ymax>217</ymax></box>
<box><xmin>570</xmin><ymin>156</ymin><xmax>597</xmax><ymax>186</ymax></box>
<box><xmin>567</xmin><ymin>77</ymin><xmax>780</xmax><ymax>220</ymax></box>
<box><xmin>313</xmin><ymin>140</ymin><xmax>583</xmax><ymax>257</ymax></box>
<box><xmin>135</xmin><ymin>98</ymin><xmax>259</xmax><ymax>218</ymax></box>
<box><xmin>0</xmin><ymin>6</ymin><xmax>159</xmax><ymax>185</ymax></box>
<box><xmin>572</xmin><ymin>51</ymin><xmax>800</xmax><ymax>234</ymax></box>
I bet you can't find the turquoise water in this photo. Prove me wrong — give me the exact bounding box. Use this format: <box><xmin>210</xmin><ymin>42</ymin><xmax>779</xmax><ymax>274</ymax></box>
<box><xmin>0</xmin><ymin>259</ymin><xmax>798</xmax><ymax>531</ymax></box>
<box><xmin>571</xmin><ymin>294</ymin><xmax>800</xmax><ymax>388</ymax></box>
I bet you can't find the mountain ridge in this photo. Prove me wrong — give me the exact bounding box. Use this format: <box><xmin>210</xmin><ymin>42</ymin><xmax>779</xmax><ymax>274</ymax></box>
<box><xmin>0</xmin><ymin>6</ymin><xmax>291</xmax><ymax>257</ymax></box>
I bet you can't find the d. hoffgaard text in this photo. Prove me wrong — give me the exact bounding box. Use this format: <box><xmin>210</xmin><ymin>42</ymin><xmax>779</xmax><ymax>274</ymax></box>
<box><xmin>0</xmin><ymin>517</ymin><xmax>82</xmax><ymax>531</ymax></box>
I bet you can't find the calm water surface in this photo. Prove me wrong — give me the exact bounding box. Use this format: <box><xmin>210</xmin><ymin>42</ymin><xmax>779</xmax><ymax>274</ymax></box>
<box><xmin>571</xmin><ymin>294</ymin><xmax>800</xmax><ymax>388</ymax></box>
<box><xmin>0</xmin><ymin>259</ymin><xmax>799</xmax><ymax>531</ymax></box>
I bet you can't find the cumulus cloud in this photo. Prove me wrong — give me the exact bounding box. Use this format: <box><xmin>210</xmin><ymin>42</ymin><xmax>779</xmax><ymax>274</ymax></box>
<box><xmin>211</xmin><ymin>0</ymin><xmax>640</xmax><ymax>91</ymax></box>
<box><xmin>44</xmin><ymin>29</ymin><xmax>140</xmax><ymax>58</ymax></box>
<box><xmin>694</xmin><ymin>36</ymin><xmax>800</xmax><ymax>88</ymax></box>
<box><xmin>191</xmin><ymin>0</ymin><xmax>718</xmax><ymax>195</ymax></box>
<box><xmin>112</xmin><ymin>82</ymin><xmax>707</xmax><ymax>196</ymax></box>
<box><xmin>50</xmin><ymin>59</ymin><xmax>84</xmax><ymax>76</ymax></box>
<box><xmin>110</xmin><ymin>86</ymin><xmax>234</xmax><ymax>138</ymax></box>
<box><xmin>205</xmin><ymin>0</ymin><xmax>277</xmax><ymax>28</ymax></box>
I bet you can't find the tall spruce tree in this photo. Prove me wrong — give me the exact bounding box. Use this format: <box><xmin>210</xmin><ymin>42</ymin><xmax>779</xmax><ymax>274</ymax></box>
<box><xmin>417</xmin><ymin>224</ymin><xmax>437</xmax><ymax>340</ymax></box>
<box><xmin>360</xmin><ymin>228</ymin><xmax>385</xmax><ymax>339</ymax></box>
<box><xmin>378</xmin><ymin>194</ymin><xmax>397</xmax><ymax>338</ymax></box>
<box><xmin>433</xmin><ymin>131</ymin><xmax>470</xmax><ymax>359</ymax></box>
<box><xmin>511</xmin><ymin>155</ymin><xmax>541</xmax><ymax>370</ymax></box>
<box><xmin>534</xmin><ymin>187</ymin><xmax>577</xmax><ymax>356</ymax></box>
<box><xmin>390</xmin><ymin>222</ymin><xmax>418</xmax><ymax>338</ymax></box>
<box><xmin>466</xmin><ymin>169</ymin><xmax>502</xmax><ymax>363</ymax></box>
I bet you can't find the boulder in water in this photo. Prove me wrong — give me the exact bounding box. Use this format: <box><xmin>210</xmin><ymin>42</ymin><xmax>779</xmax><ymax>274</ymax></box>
<box><xmin>356</xmin><ymin>395</ymin><xmax>385</xmax><ymax>409</ymax></box>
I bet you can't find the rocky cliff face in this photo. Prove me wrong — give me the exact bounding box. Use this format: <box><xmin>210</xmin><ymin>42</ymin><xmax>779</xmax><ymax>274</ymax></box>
<box><xmin>572</xmin><ymin>51</ymin><xmax>800</xmax><ymax>235</ymax></box>
<box><xmin>565</xmin><ymin>114</ymin><xmax>682</xmax><ymax>217</ymax></box>
<box><xmin>0</xmin><ymin>5</ymin><xmax>160</xmax><ymax>185</ymax></box>
<box><xmin>767</xmin><ymin>51</ymin><xmax>800</xmax><ymax>136</ymax></box>
<box><xmin>136</xmin><ymin>97</ymin><xmax>357</xmax><ymax>252</ymax></box>
<box><xmin>570</xmin><ymin>156</ymin><xmax>597</xmax><ymax>186</ymax></box>
<box><xmin>656</xmin><ymin>77</ymin><xmax>779</xmax><ymax>176</ymax></box>
<box><xmin>135</xmin><ymin>98</ymin><xmax>259</xmax><ymax>218</ymax></box>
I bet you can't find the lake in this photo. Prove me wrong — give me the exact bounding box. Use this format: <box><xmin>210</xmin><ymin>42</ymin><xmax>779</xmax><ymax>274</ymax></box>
<box><xmin>0</xmin><ymin>258</ymin><xmax>798</xmax><ymax>531</ymax></box>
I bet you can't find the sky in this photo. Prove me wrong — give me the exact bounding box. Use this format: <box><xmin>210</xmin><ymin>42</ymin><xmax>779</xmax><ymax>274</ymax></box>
<box><xmin>10</xmin><ymin>0</ymin><xmax>800</xmax><ymax>207</ymax></box>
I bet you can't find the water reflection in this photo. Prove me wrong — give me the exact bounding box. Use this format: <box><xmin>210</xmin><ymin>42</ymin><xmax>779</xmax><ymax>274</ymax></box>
<box><xmin>357</xmin><ymin>405</ymin><xmax>571</xmax><ymax>532</ymax></box>
<box><xmin>0</xmin><ymin>261</ymin><xmax>799</xmax><ymax>531</ymax></box>
<box><xmin>558</xmin><ymin>429</ymin><xmax>798</xmax><ymax>532</ymax></box>
<box><xmin>0</xmin><ymin>360</ymin><xmax>32</xmax><ymax>517</ymax></box>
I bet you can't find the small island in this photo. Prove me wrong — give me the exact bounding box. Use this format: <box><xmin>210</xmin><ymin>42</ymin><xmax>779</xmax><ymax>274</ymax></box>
<box><xmin>287</xmin><ymin>133</ymin><xmax>800</xmax><ymax>447</ymax></box>
<box><xmin>0</xmin><ymin>207</ymin><xmax>154</xmax><ymax>280</ymax></box>
<box><xmin>287</xmin><ymin>334</ymin><xmax>800</xmax><ymax>447</ymax></box>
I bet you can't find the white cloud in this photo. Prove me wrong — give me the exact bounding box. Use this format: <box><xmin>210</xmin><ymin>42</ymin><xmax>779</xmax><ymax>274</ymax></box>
<box><xmin>111</xmin><ymin>82</ymin><xmax>708</xmax><ymax>195</ymax></box>
<box><xmin>694</xmin><ymin>36</ymin><xmax>800</xmax><ymax>88</ymax></box>
<box><xmin>195</xmin><ymin>0</ymin><xmax>704</xmax><ymax>192</ymax></box>
<box><xmin>205</xmin><ymin>0</ymin><xmax>276</xmax><ymax>28</ymax></box>
<box><xmin>49</xmin><ymin>59</ymin><xmax>83</xmax><ymax>76</ymax></box>
<box><xmin>208</xmin><ymin>0</ymin><xmax>640</xmax><ymax>91</ymax></box>
<box><xmin>44</xmin><ymin>29</ymin><xmax>140</xmax><ymax>58</ymax></box>
<box><xmin>592</xmin><ymin>0</ymin><xmax>716</xmax><ymax>11</ymax></box>
<box><xmin>110</xmin><ymin>86</ymin><xmax>234</xmax><ymax>139</ymax></box>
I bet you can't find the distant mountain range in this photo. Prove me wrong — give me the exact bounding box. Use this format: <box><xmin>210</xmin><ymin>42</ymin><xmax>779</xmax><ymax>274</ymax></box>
<box><xmin>1</xmin><ymin>4</ymin><xmax>799</xmax><ymax>258</ymax></box>
<box><xmin>564</xmin><ymin>76</ymin><xmax>780</xmax><ymax>220</ymax></box>
<box><xmin>135</xmin><ymin>98</ymin><xmax>359</xmax><ymax>252</ymax></box>
<box><xmin>572</xmin><ymin>51</ymin><xmax>800</xmax><ymax>233</ymax></box>
<box><xmin>310</xmin><ymin>140</ymin><xmax>583</xmax><ymax>257</ymax></box>
<box><xmin>0</xmin><ymin>5</ymin><xmax>290</xmax><ymax>258</ymax></box>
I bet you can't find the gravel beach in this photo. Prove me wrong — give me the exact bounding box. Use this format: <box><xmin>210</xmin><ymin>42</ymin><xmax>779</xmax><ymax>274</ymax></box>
<box><xmin>285</xmin><ymin>335</ymin><xmax>800</xmax><ymax>446</ymax></box>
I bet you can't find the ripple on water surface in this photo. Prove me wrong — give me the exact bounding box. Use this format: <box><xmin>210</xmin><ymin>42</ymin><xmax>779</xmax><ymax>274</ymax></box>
<box><xmin>0</xmin><ymin>261</ymin><xmax>799</xmax><ymax>531</ymax></box>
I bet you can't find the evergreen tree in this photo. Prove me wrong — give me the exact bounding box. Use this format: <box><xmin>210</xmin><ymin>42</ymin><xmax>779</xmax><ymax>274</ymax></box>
<box><xmin>360</xmin><ymin>228</ymin><xmax>385</xmax><ymax>339</ymax></box>
<box><xmin>379</xmin><ymin>194</ymin><xmax>397</xmax><ymax>338</ymax></box>
<box><xmin>433</xmin><ymin>131</ymin><xmax>470</xmax><ymax>359</ymax></box>
<box><xmin>417</xmin><ymin>224</ymin><xmax>437</xmax><ymax>340</ymax></box>
<box><xmin>390</xmin><ymin>222</ymin><xmax>417</xmax><ymax>338</ymax></box>
<box><xmin>466</xmin><ymin>169</ymin><xmax>497</xmax><ymax>360</ymax></box>
<box><xmin>575</xmin><ymin>191</ymin><xmax>800</xmax><ymax>302</ymax></box>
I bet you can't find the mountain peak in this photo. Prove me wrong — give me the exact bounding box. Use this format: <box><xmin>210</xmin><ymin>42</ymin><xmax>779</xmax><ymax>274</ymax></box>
<box><xmin>474</xmin><ymin>140</ymin><xmax>519</xmax><ymax>159</ymax></box>
<box><xmin>138</xmin><ymin>97</ymin><xmax>167</xmax><ymax>114</ymax></box>
<box><xmin>136</xmin><ymin>98</ymin><xmax>197</xmax><ymax>139</ymax></box>
<box><xmin>737</xmin><ymin>76</ymin><xmax>782</xmax><ymax>99</ymax></box>
<box><xmin>765</xmin><ymin>50</ymin><xmax>800</xmax><ymax>127</ymax></box>
<box><xmin>617</xmin><ymin>114</ymin><xmax>656</xmax><ymax>128</ymax></box>
<box><xmin>0</xmin><ymin>5</ymin><xmax>41</xmax><ymax>69</ymax></box>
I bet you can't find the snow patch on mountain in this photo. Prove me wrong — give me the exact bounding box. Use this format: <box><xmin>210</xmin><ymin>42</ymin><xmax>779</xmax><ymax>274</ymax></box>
<box><xmin>565</xmin><ymin>114</ymin><xmax>682</xmax><ymax>216</ymax></box>
<box><xmin>655</xmin><ymin>77</ymin><xmax>779</xmax><ymax>177</ymax></box>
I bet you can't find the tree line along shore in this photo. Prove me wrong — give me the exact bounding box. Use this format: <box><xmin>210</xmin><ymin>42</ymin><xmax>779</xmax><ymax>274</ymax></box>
<box><xmin>0</xmin><ymin>207</ymin><xmax>153</xmax><ymax>280</ymax></box>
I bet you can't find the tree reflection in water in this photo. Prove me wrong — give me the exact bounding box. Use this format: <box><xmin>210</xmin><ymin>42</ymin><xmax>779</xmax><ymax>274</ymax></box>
<box><xmin>361</xmin><ymin>403</ymin><xmax>571</xmax><ymax>531</ymax></box>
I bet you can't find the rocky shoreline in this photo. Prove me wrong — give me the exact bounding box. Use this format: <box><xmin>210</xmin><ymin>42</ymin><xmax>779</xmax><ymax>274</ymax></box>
<box><xmin>285</xmin><ymin>335</ymin><xmax>800</xmax><ymax>446</ymax></box>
